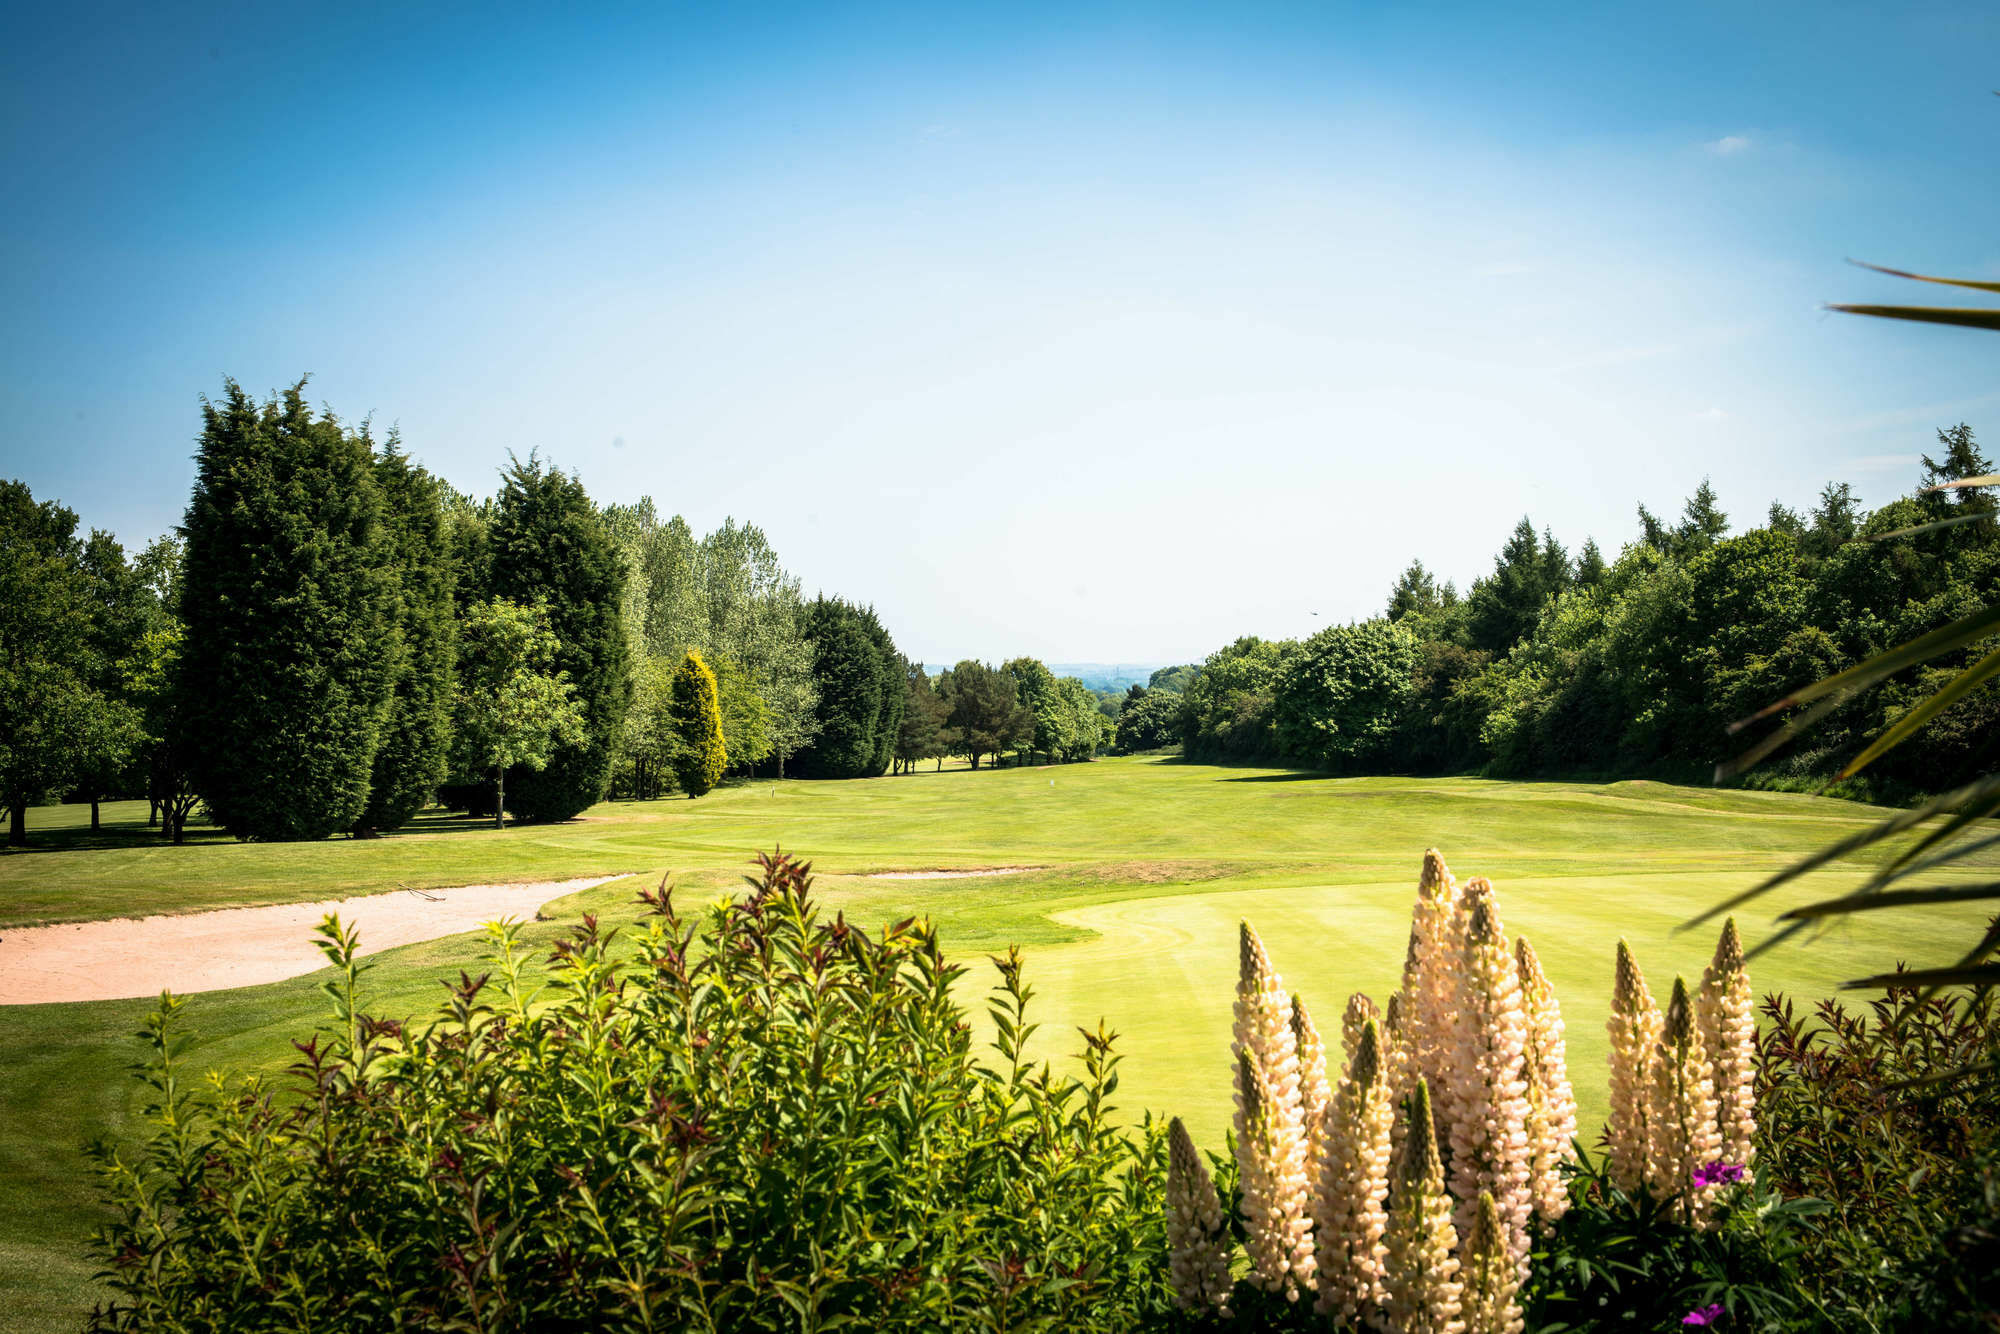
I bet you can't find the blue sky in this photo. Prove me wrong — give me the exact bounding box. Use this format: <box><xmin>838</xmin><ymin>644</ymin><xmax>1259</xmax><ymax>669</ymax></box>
<box><xmin>5</xmin><ymin>2</ymin><xmax>1998</xmax><ymax>663</ymax></box>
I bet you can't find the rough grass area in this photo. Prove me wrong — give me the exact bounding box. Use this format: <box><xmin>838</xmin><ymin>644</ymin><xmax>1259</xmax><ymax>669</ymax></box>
<box><xmin>1</xmin><ymin>756</ymin><xmax>1990</xmax><ymax>1332</ymax></box>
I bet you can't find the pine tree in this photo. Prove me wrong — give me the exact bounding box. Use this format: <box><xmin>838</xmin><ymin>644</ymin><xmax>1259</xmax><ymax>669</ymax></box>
<box><xmin>485</xmin><ymin>455</ymin><xmax>629</xmax><ymax>822</ymax></box>
<box><xmin>792</xmin><ymin>597</ymin><xmax>901</xmax><ymax>778</ymax></box>
<box><xmin>1386</xmin><ymin>560</ymin><xmax>1443</xmax><ymax>620</ymax></box>
<box><xmin>669</xmin><ymin>649</ymin><xmax>727</xmax><ymax>797</ymax></box>
<box><xmin>1675</xmin><ymin>478</ymin><xmax>1730</xmax><ymax>552</ymax></box>
<box><xmin>1920</xmin><ymin>422</ymin><xmax>1997</xmax><ymax>537</ymax></box>
<box><xmin>1574</xmin><ymin>538</ymin><xmax>1607</xmax><ymax>588</ymax></box>
<box><xmin>354</xmin><ymin>437</ymin><xmax>457</xmax><ymax>834</ymax></box>
<box><xmin>179</xmin><ymin>380</ymin><xmax>397</xmax><ymax>841</ymax></box>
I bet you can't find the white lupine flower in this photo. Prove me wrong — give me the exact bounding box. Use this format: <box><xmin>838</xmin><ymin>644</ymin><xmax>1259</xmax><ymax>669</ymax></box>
<box><xmin>1515</xmin><ymin>935</ymin><xmax>1577</xmax><ymax>1225</ymax></box>
<box><xmin>1295</xmin><ymin>994</ymin><xmax>1334</xmax><ymax>1188</ymax></box>
<box><xmin>1313</xmin><ymin>1018</ymin><xmax>1394</xmax><ymax>1325</ymax></box>
<box><xmin>1648</xmin><ymin>976</ymin><xmax>1723</xmax><ymax>1226</ymax></box>
<box><xmin>1606</xmin><ymin>939</ymin><xmax>1663</xmax><ymax>1196</ymax></box>
<box><xmin>1406</xmin><ymin>849</ymin><xmax>1465</xmax><ymax>1159</ymax></box>
<box><xmin>1233</xmin><ymin>922</ymin><xmax>1315</xmax><ymax>1297</ymax></box>
<box><xmin>1383</xmin><ymin>1077</ymin><xmax>1463</xmax><ymax>1334</ymax></box>
<box><xmin>1166</xmin><ymin>1117</ymin><xmax>1234</xmax><ymax>1315</ymax></box>
<box><xmin>1445</xmin><ymin>880</ymin><xmax>1534</xmax><ymax>1272</ymax></box>
<box><xmin>1698</xmin><ymin>917</ymin><xmax>1757</xmax><ymax>1182</ymax></box>
<box><xmin>1457</xmin><ymin>1190</ymin><xmax>1523</xmax><ymax>1334</ymax></box>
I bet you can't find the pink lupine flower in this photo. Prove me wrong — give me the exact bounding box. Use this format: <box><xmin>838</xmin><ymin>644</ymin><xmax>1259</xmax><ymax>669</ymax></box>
<box><xmin>1313</xmin><ymin>1018</ymin><xmax>1394</xmax><ymax>1325</ymax></box>
<box><xmin>1649</xmin><ymin>976</ymin><xmax>1722</xmax><ymax>1226</ymax></box>
<box><xmin>1458</xmin><ymin>1189</ymin><xmax>1523</xmax><ymax>1334</ymax></box>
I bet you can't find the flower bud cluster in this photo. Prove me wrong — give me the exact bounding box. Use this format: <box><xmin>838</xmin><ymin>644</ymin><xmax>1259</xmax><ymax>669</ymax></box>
<box><xmin>1383</xmin><ymin>1078</ymin><xmax>1464</xmax><ymax>1334</ymax></box>
<box><xmin>1515</xmin><ymin>937</ymin><xmax>1577</xmax><ymax>1226</ymax></box>
<box><xmin>1165</xmin><ymin>1117</ymin><xmax>1232</xmax><ymax>1315</ymax></box>
<box><xmin>1648</xmin><ymin>976</ymin><xmax>1723</xmax><ymax>1225</ymax></box>
<box><xmin>1232</xmin><ymin>923</ymin><xmax>1315</xmax><ymax>1298</ymax></box>
<box><xmin>1445</xmin><ymin>881</ymin><xmax>1533</xmax><ymax>1271</ymax></box>
<box><xmin>1313</xmin><ymin>1018</ymin><xmax>1395</xmax><ymax>1324</ymax></box>
<box><xmin>1698</xmin><ymin>917</ymin><xmax>1756</xmax><ymax>1182</ymax></box>
<box><xmin>1605</xmin><ymin>939</ymin><xmax>1663</xmax><ymax>1195</ymax></box>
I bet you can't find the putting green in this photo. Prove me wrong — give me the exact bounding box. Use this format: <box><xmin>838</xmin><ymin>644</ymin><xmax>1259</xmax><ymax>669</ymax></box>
<box><xmin>0</xmin><ymin>758</ymin><xmax>1989</xmax><ymax>1332</ymax></box>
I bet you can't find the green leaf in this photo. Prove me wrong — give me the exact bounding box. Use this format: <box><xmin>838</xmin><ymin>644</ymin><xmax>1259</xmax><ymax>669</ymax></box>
<box><xmin>1847</xmin><ymin>259</ymin><xmax>2000</xmax><ymax>295</ymax></box>
<box><xmin>1828</xmin><ymin>303</ymin><xmax>2000</xmax><ymax>331</ymax></box>
<box><xmin>1865</xmin><ymin>510</ymin><xmax>1995</xmax><ymax>543</ymax></box>
<box><xmin>1780</xmin><ymin>879</ymin><xmax>2000</xmax><ymax>920</ymax></box>
<box><xmin>1840</xmin><ymin>962</ymin><xmax>2000</xmax><ymax>990</ymax></box>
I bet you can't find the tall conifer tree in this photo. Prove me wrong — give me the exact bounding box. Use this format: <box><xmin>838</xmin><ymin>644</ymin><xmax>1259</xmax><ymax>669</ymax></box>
<box><xmin>669</xmin><ymin>649</ymin><xmax>727</xmax><ymax>797</ymax></box>
<box><xmin>179</xmin><ymin>380</ymin><xmax>396</xmax><ymax>841</ymax></box>
<box><xmin>485</xmin><ymin>455</ymin><xmax>629</xmax><ymax>822</ymax></box>
<box><xmin>354</xmin><ymin>438</ymin><xmax>458</xmax><ymax>834</ymax></box>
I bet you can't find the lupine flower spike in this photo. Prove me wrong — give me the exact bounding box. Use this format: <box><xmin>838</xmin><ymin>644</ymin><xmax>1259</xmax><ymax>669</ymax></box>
<box><xmin>1313</xmin><ymin>1018</ymin><xmax>1394</xmax><ymax>1324</ymax></box>
<box><xmin>1458</xmin><ymin>1190</ymin><xmax>1523</xmax><ymax>1334</ymax></box>
<box><xmin>1166</xmin><ymin>1117</ymin><xmax>1233</xmax><ymax>1315</ymax></box>
<box><xmin>1649</xmin><ymin>975</ymin><xmax>1722</xmax><ymax>1225</ymax></box>
<box><xmin>1698</xmin><ymin>917</ymin><xmax>1756</xmax><ymax>1183</ymax></box>
<box><xmin>1294</xmin><ymin>994</ymin><xmax>1333</xmax><ymax>1186</ymax></box>
<box><xmin>1605</xmin><ymin>939</ymin><xmax>1663</xmax><ymax>1196</ymax></box>
<box><xmin>1446</xmin><ymin>879</ymin><xmax>1534</xmax><ymax>1270</ymax></box>
<box><xmin>1233</xmin><ymin>922</ymin><xmax>1315</xmax><ymax>1298</ymax></box>
<box><xmin>1383</xmin><ymin>1077</ymin><xmax>1463</xmax><ymax>1334</ymax></box>
<box><xmin>1408</xmin><ymin>850</ymin><xmax>1465</xmax><ymax>1146</ymax></box>
<box><xmin>1515</xmin><ymin>936</ymin><xmax>1578</xmax><ymax>1226</ymax></box>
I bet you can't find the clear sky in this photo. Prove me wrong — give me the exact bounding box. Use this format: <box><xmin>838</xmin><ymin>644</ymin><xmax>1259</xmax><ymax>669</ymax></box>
<box><xmin>5</xmin><ymin>2</ymin><xmax>1998</xmax><ymax>665</ymax></box>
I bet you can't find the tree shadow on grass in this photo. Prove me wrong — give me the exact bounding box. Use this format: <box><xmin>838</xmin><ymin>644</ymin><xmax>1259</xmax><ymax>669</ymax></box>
<box><xmin>3</xmin><ymin>804</ymin><xmax>529</xmax><ymax>856</ymax></box>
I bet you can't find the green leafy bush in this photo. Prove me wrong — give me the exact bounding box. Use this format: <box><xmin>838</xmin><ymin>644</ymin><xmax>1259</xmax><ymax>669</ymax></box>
<box><xmin>85</xmin><ymin>852</ymin><xmax>1174</xmax><ymax>1332</ymax></box>
<box><xmin>1752</xmin><ymin>984</ymin><xmax>2000</xmax><ymax>1329</ymax></box>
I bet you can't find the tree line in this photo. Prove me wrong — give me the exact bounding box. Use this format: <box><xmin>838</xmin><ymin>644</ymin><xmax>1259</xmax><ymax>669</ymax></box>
<box><xmin>1</xmin><ymin>380</ymin><xmax>1116</xmax><ymax>846</ymax></box>
<box><xmin>1114</xmin><ymin>425</ymin><xmax>2000</xmax><ymax>798</ymax></box>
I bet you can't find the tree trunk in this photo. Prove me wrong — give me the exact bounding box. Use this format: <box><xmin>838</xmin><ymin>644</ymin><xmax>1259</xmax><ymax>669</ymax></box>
<box><xmin>935</xmin><ymin>756</ymin><xmax>942</xmax><ymax>771</ymax></box>
<box><xmin>91</xmin><ymin>798</ymin><xmax>101</xmax><ymax>832</ymax></box>
<box><xmin>9</xmin><ymin>801</ymin><xmax>26</xmax><ymax>846</ymax></box>
<box><xmin>494</xmin><ymin>766</ymin><xmax>506</xmax><ymax>831</ymax></box>
<box><xmin>148</xmin><ymin>795</ymin><xmax>159</xmax><ymax>827</ymax></box>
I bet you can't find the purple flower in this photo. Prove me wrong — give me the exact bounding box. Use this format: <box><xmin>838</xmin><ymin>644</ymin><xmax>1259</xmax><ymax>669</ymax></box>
<box><xmin>1692</xmin><ymin>1161</ymin><xmax>1746</xmax><ymax>1189</ymax></box>
<box><xmin>1682</xmin><ymin>1303</ymin><xmax>1725</xmax><ymax>1326</ymax></box>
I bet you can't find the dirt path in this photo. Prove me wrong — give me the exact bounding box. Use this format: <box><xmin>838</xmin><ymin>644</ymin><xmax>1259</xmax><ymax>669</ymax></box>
<box><xmin>0</xmin><ymin>876</ymin><xmax>624</xmax><ymax>1005</ymax></box>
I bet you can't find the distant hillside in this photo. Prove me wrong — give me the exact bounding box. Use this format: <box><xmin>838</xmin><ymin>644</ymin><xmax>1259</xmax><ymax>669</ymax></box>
<box><xmin>1048</xmin><ymin>663</ymin><xmax>1169</xmax><ymax>693</ymax></box>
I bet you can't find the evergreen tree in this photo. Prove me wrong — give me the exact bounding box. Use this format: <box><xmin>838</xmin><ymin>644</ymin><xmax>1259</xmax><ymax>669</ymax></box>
<box><xmin>793</xmin><ymin>597</ymin><xmax>888</xmax><ymax>778</ymax></box>
<box><xmin>1466</xmin><ymin>517</ymin><xmax>1550</xmax><ymax>653</ymax></box>
<box><xmin>669</xmin><ymin>649</ymin><xmax>727</xmax><ymax>797</ymax></box>
<box><xmin>937</xmin><ymin>660</ymin><xmax>1032</xmax><ymax>769</ymax></box>
<box><xmin>1538</xmin><ymin>526</ymin><xmax>1573</xmax><ymax>596</ymax></box>
<box><xmin>894</xmin><ymin>662</ymin><xmax>950</xmax><ymax>773</ymax></box>
<box><xmin>179</xmin><ymin>381</ymin><xmax>397</xmax><ymax>841</ymax></box>
<box><xmin>1920</xmin><ymin>423</ymin><xmax>1997</xmax><ymax>537</ymax></box>
<box><xmin>354</xmin><ymin>438</ymin><xmax>458</xmax><ymax>834</ymax></box>
<box><xmin>1637</xmin><ymin>503</ymin><xmax>1672</xmax><ymax>553</ymax></box>
<box><xmin>1675</xmin><ymin>477</ymin><xmax>1730</xmax><ymax>552</ymax></box>
<box><xmin>1574</xmin><ymin>538</ymin><xmax>1608</xmax><ymax>588</ymax></box>
<box><xmin>486</xmin><ymin>455</ymin><xmax>629</xmax><ymax>822</ymax></box>
<box><xmin>1386</xmin><ymin>560</ymin><xmax>1444</xmax><ymax>620</ymax></box>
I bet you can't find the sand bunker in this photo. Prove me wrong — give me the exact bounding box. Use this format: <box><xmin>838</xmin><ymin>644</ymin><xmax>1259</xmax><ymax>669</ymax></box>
<box><xmin>0</xmin><ymin>876</ymin><xmax>623</xmax><ymax>1006</ymax></box>
<box><xmin>860</xmin><ymin>866</ymin><xmax>1046</xmax><ymax>880</ymax></box>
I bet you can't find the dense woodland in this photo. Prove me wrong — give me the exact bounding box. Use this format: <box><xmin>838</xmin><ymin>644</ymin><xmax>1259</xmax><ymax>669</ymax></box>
<box><xmin>1115</xmin><ymin>425</ymin><xmax>2000</xmax><ymax>800</ymax></box>
<box><xmin>0</xmin><ymin>381</ymin><xmax>1112</xmax><ymax>845</ymax></box>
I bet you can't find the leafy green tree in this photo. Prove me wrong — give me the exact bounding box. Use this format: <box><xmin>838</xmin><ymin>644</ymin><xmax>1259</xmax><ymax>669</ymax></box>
<box><xmin>354</xmin><ymin>439</ymin><xmax>458</xmax><ymax>835</ymax></box>
<box><xmin>1146</xmin><ymin>663</ymin><xmax>1200</xmax><ymax>694</ymax></box>
<box><xmin>793</xmin><ymin>597</ymin><xmax>901</xmax><ymax>778</ymax></box>
<box><xmin>126</xmin><ymin>622</ymin><xmax>201</xmax><ymax>843</ymax></box>
<box><xmin>708</xmin><ymin>651</ymin><xmax>772</xmax><ymax>773</ymax></box>
<box><xmin>1054</xmin><ymin>675</ymin><xmax>1106</xmax><ymax>760</ymax></box>
<box><xmin>937</xmin><ymin>660</ymin><xmax>1031</xmax><ymax>769</ymax></box>
<box><xmin>1178</xmin><ymin>637</ymin><xmax>1294</xmax><ymax>761</ymax></box>
<box><xmin>1112</xmin><ymin>687</ymin><xmax>1182</xmax><ymax>753</ymax></box>
<box><xmin>1273</xmin><ymin>618</ymin><xmax>1421</xmax><ymax>769</ymax></box>
<box><xmin>452</xmin><ymin>598</ymin><xmax>585</xmax><ymax>829</ymax></box>
<box><xmin>71</xmin><ymin>529</ymin><xmax>153</xmax><ymax>828</ymax></box>
<box><xmin>894</xmin><ymin>662</ymin><xmax>950</xmax><ymax>773</ymax></box>
<box><xmin>486</xmin><ymin>455</ymin><xmax>629</xmax><ymax>822</ymax></box>
<box><xmin>0</xmin><ymin>481</ymin><xmax>140</xmax><ymax>845</ymax></box>
<box><xmin>1004</xmin><ymin>657</ymin><xmax>1071</xmax><ymax>764</ymax></box>
<box><xmin>669</xmin><ymin>649</ymin><xmax>727</xmax><ymax>798</ymax></box>
<box><xmin>179</xmin><ymin>381</ymin><xmax>397</xmax><ymax>841</ymax></box>
<box><xmin>619</xmin><ymin>654</ymin><xmax>680</xmax><ymax>799</ymax></box>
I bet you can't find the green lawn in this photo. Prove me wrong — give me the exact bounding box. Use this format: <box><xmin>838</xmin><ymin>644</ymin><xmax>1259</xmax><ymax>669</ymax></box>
<box><xmin>1</xmin><ymin>757</ymin><xmax>1989</xmax><ymax>1332</ymax></box>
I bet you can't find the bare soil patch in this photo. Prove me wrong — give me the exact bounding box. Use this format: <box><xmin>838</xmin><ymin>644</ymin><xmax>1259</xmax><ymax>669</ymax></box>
<box><xmin>0</xmin><ymin>876</ymin><xmax>623</xmax><ymax>1005</ymax></box>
